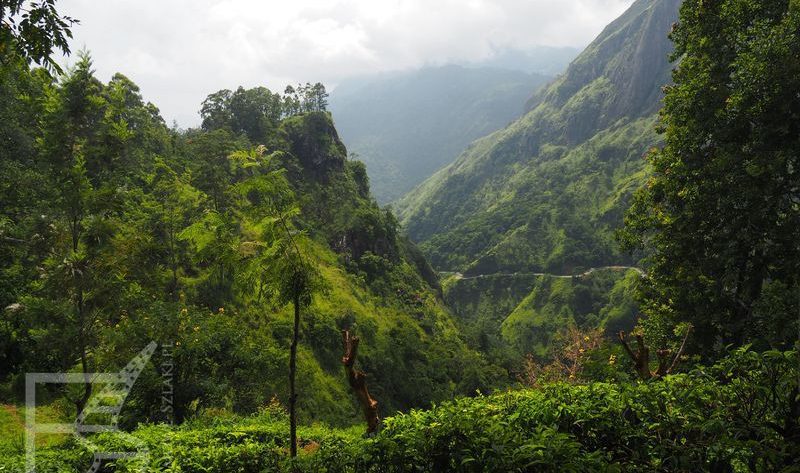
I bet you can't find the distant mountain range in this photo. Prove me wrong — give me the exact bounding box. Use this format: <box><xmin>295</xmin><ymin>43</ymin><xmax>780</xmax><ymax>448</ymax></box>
<box><xmin>328</xmin><ymin>53</ymin><xmax>575</xmax><ymax>203</ymax></box>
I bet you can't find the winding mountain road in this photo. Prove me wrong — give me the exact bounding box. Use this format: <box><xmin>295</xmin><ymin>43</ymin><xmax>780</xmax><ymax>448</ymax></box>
<box><xmin>440</xmin><ymin>265</ymin><xmax>645</xmax><ymax>281</ymax></box>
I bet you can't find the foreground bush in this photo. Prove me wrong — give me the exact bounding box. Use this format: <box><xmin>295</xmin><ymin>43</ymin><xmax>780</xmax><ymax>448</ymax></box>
<box><xmin>2</xmin><ymin>348</ymin><xmax>797</xmax><ymax>472</ymax></box>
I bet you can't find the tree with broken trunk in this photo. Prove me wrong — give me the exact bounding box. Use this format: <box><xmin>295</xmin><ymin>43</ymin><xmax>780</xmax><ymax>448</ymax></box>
<box><xmin>617</xmin><ymin>323</ymin><xmax>692</xmax><ymax>380</ymax></box>
<box><xmin>341</xmin><ymin>329</ymin><xmax>380</xmax><ymax>434</ymax></box>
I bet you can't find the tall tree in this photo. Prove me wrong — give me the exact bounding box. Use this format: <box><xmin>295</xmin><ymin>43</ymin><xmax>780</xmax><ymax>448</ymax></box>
<box><xmin>282</xmin><ymin>85</ymin><xmax>301</xmax><ymax>117</ymax></box>
<box><xmin>200</xmin><ymin>89</ymin><xmax>233</xmax><ymax>132</ymax></box>
<box><xmin>186</xmin><ymin>128</ymin><xmax>242</xmax><ymax>212</ymax></box>
<box><xmin>144</xmin><ymin>159</ymin><xmax>204</xmax><ymax>299</ymax></box>
<box><xmin>228</xmin><ymin>86</ymin><xmax>282</xmax><ymax>143</ymax></box>
<box><xmin>309</xmin><ymin>82</ymin><xmax>328</xmax><ymax>112</ymax></box>
<box><xmin>0</xmin><ymin>57</ymin><xmax>51</xmax><ymax>324</ymax></box>
<box><xmin>228</xmin><ymin>145</ymin><xmax>321</xmax><ymax>458</ymax></box>
<box><xmin>621</xmin><ymin>0</ymin><xmax>800</xmax><ymax>354</ymax></box>
<box><xmin>37</xmin><ymin>53</ymin><xmax>108</xmax><ymax>413</ymax></box>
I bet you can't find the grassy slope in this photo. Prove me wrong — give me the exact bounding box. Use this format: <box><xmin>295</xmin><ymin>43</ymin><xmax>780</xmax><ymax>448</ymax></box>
<box><xmin>246</xmin><ymin>239</ymin><xmax>482</xmax><ymax>424</ymax></box>
<box><xmin>443</xmin><ymin>269</ymin><xmax>640</xmax><ymax>369</ymax></box>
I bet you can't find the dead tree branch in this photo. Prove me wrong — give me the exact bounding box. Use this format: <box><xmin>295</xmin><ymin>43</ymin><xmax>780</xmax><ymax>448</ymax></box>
<box><xmin>618</xmin><ymin>326</ymin><xmax>692</xmax><ymax>380</ymax></box>
<box><xmin>618</xmin><ymin>330</ymin><xmax>652</xmax><ymax>380</ymax></box>
<box><xmin>341</xmin><ymin>329</ymin><xmax>380</xmax><ymax>434</ymax></box>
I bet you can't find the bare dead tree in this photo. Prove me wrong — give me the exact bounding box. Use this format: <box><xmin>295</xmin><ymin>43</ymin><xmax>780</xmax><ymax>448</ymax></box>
<box><xmin>341</xmin><ymin>329</ymin><xmax>380</xmax><ymax>434</ymax></box>
<box><xmin>618</xmin><ymin>331</ymin><xmax>652</xmax><ymax>380</ymax></box>
<box><xmin>618</xmin><ymin>326</ymin><xmax>692</xmax><ymax>380</ymax></box>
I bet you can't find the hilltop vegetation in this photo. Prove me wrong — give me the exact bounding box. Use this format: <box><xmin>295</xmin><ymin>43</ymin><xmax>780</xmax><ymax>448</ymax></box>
<box><xmin>0</xmin><ymin>52</ymin><xmax>503</xmax><ymax>428</ymax></box>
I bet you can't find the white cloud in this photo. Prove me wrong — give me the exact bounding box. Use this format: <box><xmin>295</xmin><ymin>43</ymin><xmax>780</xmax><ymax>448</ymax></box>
<box><xmin>58</xmin><ymin>0</ymin><xmax>634</xmax><ymax>126</ymax></box>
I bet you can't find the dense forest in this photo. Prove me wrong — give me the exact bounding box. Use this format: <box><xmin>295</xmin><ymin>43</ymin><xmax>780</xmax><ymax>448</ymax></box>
<box><xmin>0</xmin><ymin>49</ymin><xmax>505</xmax><ymax>422</ymax></box>
<box><xmin>1</xmin><ymin>0</ymin><xmax>799</xmax><ymax>471</ymax></box>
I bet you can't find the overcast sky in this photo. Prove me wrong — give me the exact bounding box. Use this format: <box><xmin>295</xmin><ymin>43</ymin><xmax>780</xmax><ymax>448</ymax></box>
<box><xmin>57</xmin><ymin>0</ymin><xmax>634</xmax><ymax>127</ymax></box>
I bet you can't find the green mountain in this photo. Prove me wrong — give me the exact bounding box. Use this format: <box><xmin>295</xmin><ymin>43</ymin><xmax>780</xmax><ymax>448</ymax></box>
<box><xmin>442</xmin><ymin>268</ymin><xmax>640</xmax><ymax>367</ymax></box>
<box><xmin>397</xmin><ymin>0</ymin><xmax>680</xmax><ymax>276</ymax></box>
<box><xmin>394</xmin><ymin>0</ymin><xmax>681</xmax><ymax>365</ymax></box>
<box><xmin>329</xmin><ymin>65</ymin><xmax>552</xmax><ymax>203</ymax></box>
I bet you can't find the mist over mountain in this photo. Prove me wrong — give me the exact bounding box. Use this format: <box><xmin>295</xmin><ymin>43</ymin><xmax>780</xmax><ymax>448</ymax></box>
<box><xmin>466</xmin><ymin>46</ymin><xmax>581</xmax><ymax>75</ymax></box>
<box><xmin>393</xmin><ymin>0</ymin><xmax>681</xmax><ymax>367</ymax></box>
<box><xmin>329</xmin><ymin>64</ymin><xmax>556</xmax><ymax>203</ymax></box>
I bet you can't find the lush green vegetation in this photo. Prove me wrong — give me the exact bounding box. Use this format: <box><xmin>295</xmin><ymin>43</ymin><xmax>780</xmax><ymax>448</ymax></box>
<box><xmin>619</xmin><ymin>0</ymin><xmax>800</xmax><ymax>356</ymax></box>
<box><xmin>1</xmin><ymin>348</ymin><xmax>797</xmax><ymax>472</ymax></box>
<box><xmin>0</xmin><ymin>0</ymin><xmax>78</xmax><ymax>73</ymax></box>
<box><xmin>2</xmin><ymin>0</ymin><xmax>799</xmax><ymax>471</ymax></box>
<box><xmin>396</xmin><ymin>0</ymin><xmax>677</xmax><ymax>275</ymax></box>
<box><xmin>500</xmin><ymin>270</ymin><xmax>640</xmax><ymax>359</ymax></box>
<box><xmin>442</xmin><ymin>269</ymin><xmax>639</xmax><ymax>373</ymax></box>
<box><xmin>0</xmin><ymin>48</ymin><xmax>502</xmax><ymax>430</ymax></box>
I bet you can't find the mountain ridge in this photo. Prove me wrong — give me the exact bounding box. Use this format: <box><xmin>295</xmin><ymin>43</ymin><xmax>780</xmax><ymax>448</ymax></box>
<box><xmin>396</xmin><ymin>0</ymin><xmax>680</xmax><ymax>276</ymax></box>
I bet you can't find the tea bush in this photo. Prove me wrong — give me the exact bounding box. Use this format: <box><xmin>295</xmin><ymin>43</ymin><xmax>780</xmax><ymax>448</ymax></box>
<box><xmin>2</xmin><ymin>348</ymin><xmax>797</xmax><ymax>472</ymax></box>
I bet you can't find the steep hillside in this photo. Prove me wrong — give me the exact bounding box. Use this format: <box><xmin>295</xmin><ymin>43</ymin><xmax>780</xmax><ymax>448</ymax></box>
<box><xmin>329</xmin><ymin>65</ymin><xmax>551</xmax><ymax>203</ymax></box>
<box><xmin>0</xmin><ymin>57</ymin><xmax>504</xmax><ymax>428</ymax></box>
<box><xmin>252</xmin><ymin>112</ymin><xmax>508</xmax><ymax>420</ymax></box>
<box><xmin>397</xmin><ymin>0</ymin><xmax>680</xmax><ymax>276</ymax></box>
<box><xmin>442</xmin><ymin>268</ymin><xmax>640</xmax><ymax>370</ymax></box>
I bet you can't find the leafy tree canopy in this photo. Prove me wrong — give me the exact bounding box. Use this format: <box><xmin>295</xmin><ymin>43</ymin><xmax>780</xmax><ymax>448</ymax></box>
<box><xmin>0</xmin><ymin>0</ymin><xmax>77</xmax><ymax>72</ymax></box>
<box><xmin>621</xmin><ymin>0</ymin><xmax>800</xmax><ymax>354</ymax></box>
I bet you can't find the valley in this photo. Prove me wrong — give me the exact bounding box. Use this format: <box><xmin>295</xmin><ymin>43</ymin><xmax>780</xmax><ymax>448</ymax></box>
<box><xmin>0</xmin><ymin>0</ymin><xmax>798</xmax><ymax>471</ymax></box>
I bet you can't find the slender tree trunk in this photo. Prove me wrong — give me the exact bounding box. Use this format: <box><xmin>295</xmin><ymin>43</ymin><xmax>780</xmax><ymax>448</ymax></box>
<box><xmin>75</xmin><ymin>286</ymin><xmax>92</xmax><ymax>415</ymax></box>
<box><xmin>289</xmin><ymin>294</ymin><xmax>300</xmax><ymax>458</ymax></box>
<box><xmin>618</xmin><ymin>328</ymin><xmax>691</xmax><ymax>380</ymax></box>
<box><xmin>169</xmin><ymin>227</ymin><xmax>179</xmax><ymax>301</ymax></box>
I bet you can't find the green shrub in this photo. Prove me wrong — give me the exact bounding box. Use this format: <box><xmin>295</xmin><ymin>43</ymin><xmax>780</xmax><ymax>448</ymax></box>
<box><xmin>3</xmin><ymin>348</ymin><xmax>796</xmax><ymax>472</ymax></box>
